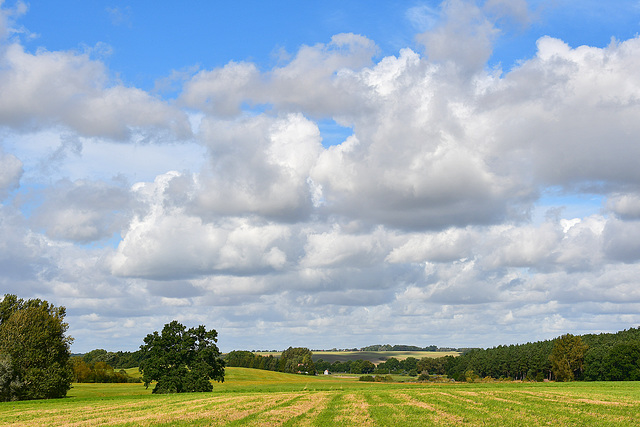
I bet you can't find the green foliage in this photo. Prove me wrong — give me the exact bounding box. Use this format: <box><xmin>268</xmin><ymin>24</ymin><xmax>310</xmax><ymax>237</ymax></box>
<box><xmin>441</xmin><ymin>328</ymin><xmax>640</xmax><ymax>382</ymax></box>
<box><xmin>225</xmin><ymin>350</ymin><xmax>279</xmax><ymax>371</ymax></box>
<box><xmin>417</xmin><ymin>372</ymin><xmax>430</xmax><ymax>381</ymax></box>
<box><xmin>71</xmin><ymin>357</ymin><xmax>140</xmax><ymax>383</ymax></box>
<box><xmin>0</xmin><ymin>294</ymin><xmax>73</xmax><ymax>401</ymax></box>
<box><xmin>0</xmin><ymin>354</ymin><xmax>22</xmax><ymax>401</ymax></box>
<box><xmin>358</xmin><ymin>375</ymin><xmax>375</xmax><ymax>382</ymax></box>
<box><xmin>549</xmin><ymin>334</ymin><xmax>588</xmax><ymax>381</ymax></box>
<box><xmin>79</xmin><ymin>348</ymin><xmax>145</xmax><ymax>369</ymax></box>
<box><xmin>604</xmin><ymin>342</ymin><xmax>640</xmax><ymax>381</ymax></box>
<box><xmin>278</xmin><ymin>347</ymin><xmax>316</xmax><ymax>375</ymax></box>
<box><xmin>139</xmin><ymin>320</ymin><xmax>225</xmax><ymax>394</ymax></box>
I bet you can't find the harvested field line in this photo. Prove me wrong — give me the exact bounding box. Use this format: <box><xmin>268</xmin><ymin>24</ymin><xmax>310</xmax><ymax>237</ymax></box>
<box><xmin>393</xmin><ymin>392</ymin><xmax>465</xmax><ymax>425</ymax></box>
<box><xmin>436</xmin><ymin>391</ymin><xmax>483</xmax><ymax>406</ymax></box>
<box><xmin>335</xmin><ymin>393</ymin><xmax>375</xmax><ymax>426</ymax></box>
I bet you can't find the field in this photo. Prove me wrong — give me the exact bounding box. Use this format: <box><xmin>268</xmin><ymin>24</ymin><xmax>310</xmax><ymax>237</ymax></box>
<box><xmin>252</xmin><ymin>350</ymin><xmax>460</xmax><ymax>364</ymax></box>
<box><xmin>1</xmin><ymin>368</ymin><xmax>639</xmax><ymax>426</ymax></box>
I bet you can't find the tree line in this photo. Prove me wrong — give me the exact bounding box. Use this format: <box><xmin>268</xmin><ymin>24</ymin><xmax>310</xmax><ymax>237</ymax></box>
<box><xmin>438</xmin><ymin>328</ymin><xmax>640</xmax><ymax>382</ymax></box>
<box><xmin>1</xmin><ymin>291</ymin><xmax>638</xmax><ymax>402</ymax></box>
<box><xmin>360</xmin><ymin>344</ymin><xmax>439</xmax><ymax>351</ymax></box>
<box><xmin>225</xmin><ymin>347</ymin><xmax>316</xmax><ymax>375</ymax></box>
<box><xmin>225</xmin><ymin>328</ymin><xmax>640</xmax><ymax>382</ymax></box>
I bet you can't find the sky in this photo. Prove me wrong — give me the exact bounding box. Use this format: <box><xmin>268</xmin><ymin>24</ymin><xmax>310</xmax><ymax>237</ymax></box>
<box><xmin>1</xmin><ymin>0</ymin><xmax>640</xmax><ymax>353</ymax></box>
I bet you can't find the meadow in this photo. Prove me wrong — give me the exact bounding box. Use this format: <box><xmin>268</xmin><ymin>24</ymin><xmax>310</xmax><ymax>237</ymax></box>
<box><xmin>1</xmin><ymin>368</ymin><xmax>638</xmax><ymax>426</ymax></box>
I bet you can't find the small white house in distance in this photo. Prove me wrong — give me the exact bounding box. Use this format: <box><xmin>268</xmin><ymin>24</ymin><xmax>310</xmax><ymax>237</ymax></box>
<box><xmin>324</xmin><ymin>369</ymin><xmax>330</xmax><ymax>375</ymax></box>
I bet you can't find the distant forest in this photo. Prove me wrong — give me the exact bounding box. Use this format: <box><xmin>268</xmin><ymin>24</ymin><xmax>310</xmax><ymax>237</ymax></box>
<box><xmin>446</xmin><ymin>327</ymin><xmax>640</xmax><ymax>381</ymax></box>
<box><xmin>225</xmin><ymin>328</ymin><xmax>640</xmax><ymax>381</ymax></box>
<box><xmin>80</xmin><ymin>327</ymin><xmax>640</xmax><ymax>382</ymax></box>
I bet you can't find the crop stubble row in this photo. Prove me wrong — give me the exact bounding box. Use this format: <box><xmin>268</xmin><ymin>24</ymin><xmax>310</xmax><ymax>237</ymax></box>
<box><xmin>2</xmin><ymin>386</ymin><xmax>638</xmax><ymax>426</ymax></box>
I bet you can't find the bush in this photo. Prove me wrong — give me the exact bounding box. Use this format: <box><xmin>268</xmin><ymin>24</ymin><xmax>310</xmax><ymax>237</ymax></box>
<box><xmin>359</xmin><ymin>375</ymin><xmax>375</xmax><ymax>382</ymax></box>
<box><xmin>0</xmin><ymin>355</ymin><xmax>22</xmax><ymax>401</ymax></box>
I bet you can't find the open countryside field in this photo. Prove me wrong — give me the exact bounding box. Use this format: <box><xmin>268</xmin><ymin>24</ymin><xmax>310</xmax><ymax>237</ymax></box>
<box><xmin>1</xmin><ymin>368</ymin><xmax>639</xmax><ymax>426</ymax></box>
<box><xmin>252</xmin><ymin>350</ymin><xmax>460</xmax><ymax>364</ymax></box>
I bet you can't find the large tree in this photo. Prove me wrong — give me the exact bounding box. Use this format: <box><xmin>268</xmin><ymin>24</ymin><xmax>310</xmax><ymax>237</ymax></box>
<box><xmin>549</xmin><ymin>333</ymin><xmax>588</xmax><ymax>381</ymax></box>
<box><xmin>0</xmin><ymin>294</ymin><xmax>74</xmax><ymax>400</ymax></box>
<box><xmin>139</xmin><ymin>320</ymin><xmax>225</xmax><ymax>393</ymax></box>
<box><xmin>278</xmin><ymin>347</ymin><xmax>316</xmax><ymax>375</ymax></box>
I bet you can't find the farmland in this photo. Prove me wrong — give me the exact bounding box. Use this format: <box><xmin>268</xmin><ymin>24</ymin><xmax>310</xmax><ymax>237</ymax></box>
<box><xmin>1</xmin><ymin>368</ymin><xmax>639</xmax><ymax>426</ymax></box>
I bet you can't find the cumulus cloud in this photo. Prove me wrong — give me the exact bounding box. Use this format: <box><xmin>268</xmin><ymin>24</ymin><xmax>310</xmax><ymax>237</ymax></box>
<box><xmin>180</xmin><ymin>33</ymin><xmax>378</xmax><ymax>117</ymax></box>
<box><xmin>3</xmin><ymin>0</ymin><xmax>640</xmax><ymax>352</ymax></box>
<box><xmin>417</xmin><ymin>0</ymin><xmax>498</xmax><ymax>74</ymax></box>
<box><xmin>0</xmin><ymin>150</ymin><xmax>22</xmax><ymax>199</ymax></box>
<box><xmin>28</xmin><ymin>179</ymin><xmax>132</xmax><ymax>243</ymax></box>
<box><xmin>0</xmin><ymin>43</ymin><xmax>192</xmax><ymax>140</ymax></box>
<box><xmin>607</xmin><ymin>193</ymin><xmax>640</xmax><ymax>219</ymax></box>
<box><xmin>190</xmin><ymin>113</ymin><xmax>323</xmax><ymax>221</ymax></box>
<box><xmin>110</xmin><ymin>172</ymin><xmax>291</xmax><ymax>280</ymax></box>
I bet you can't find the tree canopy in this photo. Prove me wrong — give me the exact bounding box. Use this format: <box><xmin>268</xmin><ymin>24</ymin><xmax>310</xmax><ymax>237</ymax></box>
<box><xmin>139</xmin><ymin>320</ymin><xmax>225</xmax><ymax>393</ymax></box>
<box><xmin>0</xmin><ymin>294</ymin><xmax>73</xmax><ymax>401</ymax></box>
<box><xmin>278</xmin><ymin>347</ymin><xmax>316</xmax><ymax>375</ymax></box>
<box><xmin>549</xmin><ymin>334</ymin><xmax>588</xmax><ymax>381</ymax></box>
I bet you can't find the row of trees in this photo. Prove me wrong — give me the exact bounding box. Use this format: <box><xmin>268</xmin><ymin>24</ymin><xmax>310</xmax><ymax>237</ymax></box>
<box><xmin>360</xmin><ymin>344</ymin><xmax>439</xmax><ymax>351</ymax></box>
<box><xmin>225</xmin><ymin>329</ymin><xmax>639</xmax><ymax>383</ymax></box>
<box><xmin>79</xmin><ymin>348</ymin><xmax>145</xmax><ymax>369</ymax></box>
<box><xmin>70</xmin><ymin>358</ymin><xmax>140</xmax><ymax>383</ymax></box>
<box><xmin>315</xmin><ymin>359</ymin><xmax>376</xmax><ymax>374</ymax></box>
<box><xmin>225</xmin><ymin>347</ymin><xmax>316</xmax><ymax>375</ymax></box>
<box><xmin>434</xmin><ymin>328</ymin><xmax>640</xmax><ymax>382</ymax></box>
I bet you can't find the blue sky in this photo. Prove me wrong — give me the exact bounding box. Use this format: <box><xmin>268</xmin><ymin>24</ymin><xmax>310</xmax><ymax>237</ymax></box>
<box><xmin>2</xmin><ymin>0</ymin><xmax>640</xmax><ymax>353</ymax></box>
<box><xmin>17</xmin><ymin>1</ymin><xmax>640</xmax><ymax>90</ymax></box>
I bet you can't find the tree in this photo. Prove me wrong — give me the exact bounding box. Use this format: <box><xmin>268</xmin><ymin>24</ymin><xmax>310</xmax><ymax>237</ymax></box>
<box><xmin>604</xmin><ymin>342</ymin><xmax>640</xmax><ymax>381</ymax></box>
<box><xmin>549</xmin><ymin>334</ymin><xmax>588</xmax><ymax>381</ymax></box>
<box><xmin>0</xmin><ymin>294</ymin><xmax>73</xmax><ymax>400</ymax></box>
<box><xmin>278</xmin><ymin>347</ymin><xmax>316</xmax><ymax>375</ymax></box>
<box><xmin>139</xmin><ymin>321</ymin><xmax>225</xmax><ymax>393</ymax></box>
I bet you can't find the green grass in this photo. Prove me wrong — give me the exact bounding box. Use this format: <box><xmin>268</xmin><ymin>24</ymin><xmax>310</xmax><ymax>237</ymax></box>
<box><xmin>0</xmin><ymin>368</ymin><xmax>638</xmax><ymax>426</ymax></box>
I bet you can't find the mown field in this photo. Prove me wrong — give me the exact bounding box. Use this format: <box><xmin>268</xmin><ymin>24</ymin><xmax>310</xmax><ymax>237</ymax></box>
<box><xmin>1</xmin><ymin>368</ymin><xmax>639</xmax><ymax>426</ymax></box>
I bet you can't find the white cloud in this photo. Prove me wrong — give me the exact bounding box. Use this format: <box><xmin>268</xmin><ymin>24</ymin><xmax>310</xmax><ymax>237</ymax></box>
<box><xmin>191</xmin><ymin>113</ymin><xmax>322</xmax><ymax>220</ymax></box>
<box><xmin>3</xmin><ymin>0</ymin><xmax>640</xmax><ymax>353</ymax></box>
<box><xmin>110</xmin><ymin>172</ymin><xmax>292</xmax><ymax>280</ymax></box>
<box><xmin>607</xmin><ymin>193</ymin><xmax>640</xmax><ymax>219</ymax></box>
<box><xmin>0</xmin><ymin>150</ymin><xmax>22</xmax><ymax>199</ymax></box>
<box><xmin>28</xmin><ymin>179</ymin><xmax>132</xmax><ymax>243</ymax></box>
<box><xmin>417</xmin><ymin>0</ymin><xmax>498</xmax><ymax>75</ymax></box>
<box><xmin>0</xmin><ymin>43</ymin><xmax>192</xmax><ymax>140</ymax></box>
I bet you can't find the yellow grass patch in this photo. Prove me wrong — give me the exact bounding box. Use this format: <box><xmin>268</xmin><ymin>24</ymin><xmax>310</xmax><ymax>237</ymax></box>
<box><xmin>335</xmin><ymin>393</ymin><xmax>375</xmax><ymax>426</ymax></box>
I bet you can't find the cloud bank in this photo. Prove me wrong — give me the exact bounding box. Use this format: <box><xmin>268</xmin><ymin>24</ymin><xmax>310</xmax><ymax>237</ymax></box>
<box><xmin>1</xmin><ymin>0</ymin><xmax>639</xmax><ymax>352</ymax></box>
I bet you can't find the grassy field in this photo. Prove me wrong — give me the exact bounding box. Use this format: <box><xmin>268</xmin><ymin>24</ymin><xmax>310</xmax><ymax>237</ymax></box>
<box><xmin>1</xmin><ymin>368</ymin><xmax>639</xmax><ymax>426</ymax></box>
<box><xmin>252</xmin><ymin>350</ymin><xmax>460</xmax><ymax>364</ymax></box>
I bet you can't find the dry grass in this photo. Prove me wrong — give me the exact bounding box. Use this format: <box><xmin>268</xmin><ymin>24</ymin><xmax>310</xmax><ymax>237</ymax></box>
<box><xmin>1</xmin><ymin>369</ymin><xmax>639</xmax><ymax>426</ymax></box>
